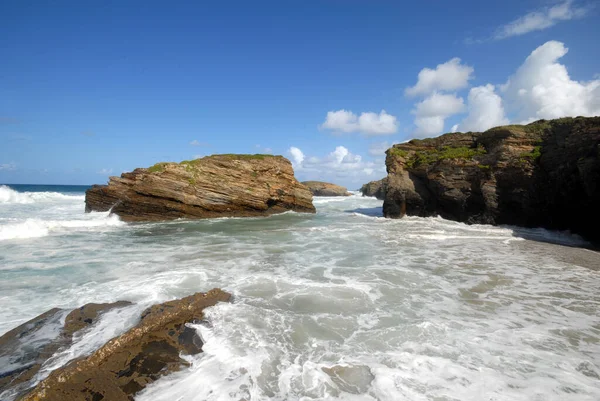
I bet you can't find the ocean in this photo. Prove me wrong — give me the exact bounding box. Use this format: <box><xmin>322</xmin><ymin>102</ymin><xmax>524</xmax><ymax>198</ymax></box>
<box><xmin>1</xmin><ymin>184</ymin><xmax>599</xmax><ymax>400</ymax></box>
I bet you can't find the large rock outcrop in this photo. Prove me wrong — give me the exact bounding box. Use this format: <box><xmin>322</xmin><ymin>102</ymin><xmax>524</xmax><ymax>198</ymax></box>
<box><xmin>383</xmin><ymin>117</ymin><xmax>600</xmax><ymax>243</ymax></box>
<box><xmin>301</xmin><ymin>181</ymin><xmax>351</xmax><ymax>197</ymax></box>
<box><xmin>359</xmin><ymin>178</ymin><xmax>387</xmax><ymax>200</ymax></box>
<box><xmin>19</xmin><ymin>289</ymin><xmax>231</xmax><ymax>401</ymax></box>
<box><xmin>86</xmin><ymin>154</ymin><xmax>315</xmax><ymax>222</ymax></box>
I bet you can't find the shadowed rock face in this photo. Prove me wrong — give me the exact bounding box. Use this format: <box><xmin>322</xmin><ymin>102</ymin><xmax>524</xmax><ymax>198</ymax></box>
<box><xmin>382</xmin><ymin>117</ymin><xmax>600</xmax><ymax>244</ymax></box>
<box><xmin>301</xmin><ymin>181</ymin><xmax>351</xmax><ymax>196</ymax></box>
<box><xmin>20</xmin><ymin>289</ymin><xmax>231</xmax><ymax>401</ymax></box>
<box><xmin>85</xmin><ymin>154</ymin><xmax>315</xmax><ymax>222</ymax></box>
<box><xmin>359</xmin><ymin>178</ymin><xmax>387</xmax><ymax>200</ymax></box>
<box><xmin>0</xmin><ymin>302</ymin><xmax>132</xmax><ymax>400</ymax></box>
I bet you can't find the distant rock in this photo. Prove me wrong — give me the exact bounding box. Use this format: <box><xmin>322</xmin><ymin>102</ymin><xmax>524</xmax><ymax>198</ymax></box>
<box><xmin>382</xmin><ymin>117</ymin><xmax>600</xmax><ymax>243</ymax></box>
<box><xmin>359</xmin><ymin>178</ymin><xmax>387</xmax><ymax>200</ymax></box>
<box><xmin>301</xmin><ymin>181</ymin><xmax>351</xmax><ymax>197</ymax></box>
<box><xmin>85</xmin><ymin>154</ymin><xmax>315</xmax><ymax>222</ymax></box>
<box><xmin>20</xmin><ymin>289</ymin><xmax>231</xmax><ymax>401</ymax></box>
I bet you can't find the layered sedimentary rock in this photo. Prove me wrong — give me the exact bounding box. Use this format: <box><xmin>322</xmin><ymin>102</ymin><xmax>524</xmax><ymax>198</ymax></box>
<box><xmin>383</xmin><ymin>117</ymin><xmax>600</xmax><ymax>243</ymax></box>
<box><xmin>301</xmin><ymin>181</ymin><xmax>351</xmax><ymax>196</ymax></box>
<box><xmin>20</xmin><ymin>289</ymin><xmax>231</xmax><ymax>401</ymax></box>
<box><xmin>86</xmin><ymin>154</ymin><xmax>315</xmax><ymax>222</ymax></box>
<box><xmin>0</xmin><ymin>302</ymin><xmax>132</xmax><ymax>400</ymax></box>
<box><xmin>359</xmin><ymin>178</ymin><xmax>387</xmax><ymax>200</ymax></box>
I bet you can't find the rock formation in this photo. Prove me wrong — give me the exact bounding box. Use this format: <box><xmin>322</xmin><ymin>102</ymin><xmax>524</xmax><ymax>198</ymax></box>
<box><xmin>0</xmin><ymin>302</ymin><xmax>132</xmax><ymax>400</ymax></box>
<box><xmin>301</xmin><ymin>181</ymin><xmax>351</xmax><ymax>196</ymax></box>
<box><xmin>359</xmin><ymin>178</ymin><xmax>387</xmax><ymax>200</ymax></box>
<box><xmin>18</xmin><ymin>289</ymin><xmax>230</xmax><ymax>401</ymax></box>
<box><xmin>85</xmin><ymin>154</ymin><xmax>315</xmax><ymax>222</ymax></box>
<box><xmin>382</xmin><ymin>117</ymin><xmax>600</xmax><ymax>243</ymax></box>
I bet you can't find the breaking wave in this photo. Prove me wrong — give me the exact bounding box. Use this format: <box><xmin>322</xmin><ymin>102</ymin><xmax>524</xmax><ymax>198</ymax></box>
<box><xmin>0</xmin><ymin>185</ymin><xmax>84</xmax><ymax>204</ymax></box>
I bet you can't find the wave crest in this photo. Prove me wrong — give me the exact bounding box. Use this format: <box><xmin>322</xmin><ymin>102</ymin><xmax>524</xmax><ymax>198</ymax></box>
<box><xmin>0</xmin><ymin>214</ymin><xmax>124</xmax><ymax>241</ymax></box>
<box><xmin>0</xmin><ymin>185</ymin><xmax>85</xmax><ymax>204</ymax></box>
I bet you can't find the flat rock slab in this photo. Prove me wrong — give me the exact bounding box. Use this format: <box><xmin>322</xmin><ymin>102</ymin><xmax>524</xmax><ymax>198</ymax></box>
<box><xmin>0</xmin><ymin>301</ymin><xmax>132</xmax><ymax>400</ymax></box>
<box><xmin>20</xmin><ymin>289</ymin><xmax>231</xmax><ymax>401</ymax></box>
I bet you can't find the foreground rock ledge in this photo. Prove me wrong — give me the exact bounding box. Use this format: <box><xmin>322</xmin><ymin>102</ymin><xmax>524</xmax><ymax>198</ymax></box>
<box><xmin>382</xmin><ymin>116</ymin><xmax>600</xmax><ymax>243</ymax></box>
<box><xmin>86</xmin><ymin>154</ymin><xmax>316</xmax><ymax>222</ymax></box>
<box><xmin>301</xmin><ymin>181</ymin><xmax>351</xmax><ymax>197</ymax></box>
<box><xmin>20</xmin><ymin>289</ymin><xmax>231</xmax><ymax>401</ymax></box>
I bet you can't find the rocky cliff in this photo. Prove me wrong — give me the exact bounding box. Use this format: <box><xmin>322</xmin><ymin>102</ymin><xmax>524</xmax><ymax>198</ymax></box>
<box><xmin>382</xmin><ymin>117</ymin><xmax>600</xmax><ymax>243</ymax></box>
<box><xmin>301</xmin><ymin>181</ymin><xmax>351</xmax><ymax>196</ymax></box>
<box><xmin>360</xmin><ymin>178</ymin><xmax>387</xmax><ymax>200</ymax></box>
<box><xmin>85</xmin><ymin>154</ymin><xmax>315</xmax><ymax>222</ymax></box>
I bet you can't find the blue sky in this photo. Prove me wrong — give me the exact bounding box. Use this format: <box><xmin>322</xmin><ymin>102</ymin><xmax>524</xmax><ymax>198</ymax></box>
<box><xmin>1</xmin><ymin>0</ymin><xmax>599</xmax><ymax>187</ymax></box>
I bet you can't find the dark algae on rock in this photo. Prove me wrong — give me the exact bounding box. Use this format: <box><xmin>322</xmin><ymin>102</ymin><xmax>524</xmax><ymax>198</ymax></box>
<box><xmin>382</xmin><ymin>117</ymin><xmax>600</xmax><ymax>243</ymax></box>
<box><xmin>85</xmin><ymin>154</ymin><xmax>315</xmax><ymax>222</ymax></box>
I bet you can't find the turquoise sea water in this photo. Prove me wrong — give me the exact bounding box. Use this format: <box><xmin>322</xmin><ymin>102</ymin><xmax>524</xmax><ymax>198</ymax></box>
<box><xmin>1</xmin><ymin>184</ymin><xmax>600</xmax><ymax>401</ymax></box>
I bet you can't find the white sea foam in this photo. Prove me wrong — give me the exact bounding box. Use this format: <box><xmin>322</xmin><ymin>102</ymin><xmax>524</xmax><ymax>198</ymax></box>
<box><xmin>0</xmin><ymin>185</ymin><xmax>84</xmax><ymax>204</ymax></box>
<box><xmin>1</xmin><ymin>190</ymin><xmax>599</xmax><ymax>400</ymax></box>
<box><xmin>0</xmin><ymin>214</ymin><xmax>124</xmax><ymax>241</ymax></box>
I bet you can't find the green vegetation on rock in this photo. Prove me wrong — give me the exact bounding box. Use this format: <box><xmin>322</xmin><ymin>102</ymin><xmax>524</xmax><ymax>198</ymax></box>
<box><xmin>216</xmin><ymin>154</ymin><xmax>273</xmax><ymax>160</ymax></box>
<box><xmin>147</xmin><ymin>162</ymin><xmax>168</xmax><ymax>173</ymax></box>
<box><xmin>406</xmin><ymin>146</ymin><xmax>486</xmax><ymax>168</ymax></box>
<box><xmin>387</xmin><ymin>147</ymin><xmax>408</xmax><ymax>158</ymax></box>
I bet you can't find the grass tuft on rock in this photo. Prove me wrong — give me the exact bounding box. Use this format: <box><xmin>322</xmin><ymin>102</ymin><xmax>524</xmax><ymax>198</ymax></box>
<box><xmin>406</xmin><ymin>146</ymin><xmax>486</xmax><ymax>168</ymax></box>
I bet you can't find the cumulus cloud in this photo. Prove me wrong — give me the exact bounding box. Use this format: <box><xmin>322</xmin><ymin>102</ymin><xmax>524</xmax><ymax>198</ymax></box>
<box><xmin>405</xmin><ymin>58</ymin><xmax>474</xmax><ymax>97</ymax></box>
<box><xmin>495</xmin><ymin>1</ymin><xmax>589</xmax><ymax>39</ymax></box>
<box><xmin>0</xmin><ymin>162</ymin><xmax>16</xmax><ymax>171</ymax></box>
<box><xmin>501</xmin><ymin>40</ymin><xmax>600</xmax><ymax>122</ymax></box>
<box><xmin>412</xmin><ymin>93</ymin><xmax>465</xmax><ymax>137</ymax></box>
<box><xmin>288</xmin><ymin>147</ymin><xmax>305</xmax><ymax>166</ymax></box>
<box><xmin>288</xmin><ymin>145</ymin><xmax>385</xmax><ymax>185</ymax></box>
<box><xmin>459</xmin><ymin>84</ymin><xmax>509</xmax><ymax>132</ymax></box>
<box><xmin>320</xmin><ymin>109</ymin><xmax>398</xmax><ymax>136</ymax></box>
<box><xmin>368</xmin><ymin>141</ymin><xmax>394</xmax><ymax>156</ymax></box>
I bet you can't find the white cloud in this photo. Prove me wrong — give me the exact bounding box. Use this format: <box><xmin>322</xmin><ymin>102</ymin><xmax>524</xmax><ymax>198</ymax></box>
<box><xmin>290</xmin><ymin>145</ymin><xmax>386</xmax><ymax>186</ymax></box>
<box><xmin>501</xmin><ymin>40</ymin><xmax>600</xmax><ymax>122</ymax></box>
<box><xmin>459</xmin><ymin>84</ymin><xmax>509</xmax><ymax>132</ymax></box>
<box><xmin>495</xmin><ymin>1</ymin><xmax>589</xmax><ymax>39</ymax></box>
<box><xmin>189</xmin><ymin>140</ymin><xmax>209</xmax><ymax>146</ymax></box>
<box><xmin>320</xmin><ymin>109</ymin><xmax>398</xmax><ymax>136</ymax></box>
<box><xmin>405</xmin><ymin>58</ymin><xmax>474</xmax><ymax>97</ymax></box>
<box><xmin>412</xmin><ymin>93</ymin><xmax>465</xmax><ymax>137</ymax></box>
<box><xmin>97</xmin><ymin>168</ymin><xmax>113</xmax><ymax>175</ymax></box>
<box><xmin>288</xmin><ymin>147</ymin><xmax>305</xmax><ymax>166</ymax></box>
<box><xmin>451</xmin><ymin>124</ymin><xmax>459</xmax><ymax>133</ymax></box>
<box><xmin>368</xmin><ymin>141</ymin><xmax>394</xmax><ymax>156</ymax></box>
<box><xmin>0</xmin><ymin>162</ymin><xmax>16</xmax><ymax>171</ymax></box>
